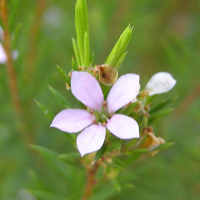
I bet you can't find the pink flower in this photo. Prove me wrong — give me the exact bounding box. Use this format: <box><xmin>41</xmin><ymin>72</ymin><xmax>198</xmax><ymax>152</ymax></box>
<box><xmin>0</xmin><ymin>26</ymin><xmax>18</xmax><ymax>64</ymax></box>
<box><xmin>0</xmin><ymin>44</ymin><xmax>7</xmax><ymax>64</ymax></box>
<box><xmin>51</xmin><ymin>71</ymin><xmax>140</xmax><ymax>156</ymax></box>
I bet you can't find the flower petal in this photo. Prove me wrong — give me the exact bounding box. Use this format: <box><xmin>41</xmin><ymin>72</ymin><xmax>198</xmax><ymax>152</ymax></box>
<box><xmin>77</xmin><ymin>124</ymin><xmax>106</xmax><ymax>157</ymax></box>
<box><xmin>146</xmin><ymin>72</ymin><xmax>176</xmax><ymax>96</ymax></box>
<box><xmin>0</xmin><ymin>44</ymin><xmax>7</xmax><ymax>64</ymax></box>
<box><xmin>107</xmin><ymin>73</ymin><xmax>140</xmax><ymax>113</ymax></box>
<box><xmin>50</xmin><ymin>109</ymin><xmax>94</xmax><ymax>133</ymax></box>
<box><xmin>71</xmin><ymin>71</ymin><xmax>104</xmax><ymax>111</ymax></box>
<box><xmin>106</xmin><ymin>114</ymin><xmax>139</xmax><ymax>139</ymax></box>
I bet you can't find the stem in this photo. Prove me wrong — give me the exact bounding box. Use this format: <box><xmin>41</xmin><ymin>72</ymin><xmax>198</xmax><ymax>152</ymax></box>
<box><xmin>0</xmin><ymin>0</ymin><xmax>34</xmax><ymax>144</ymax></box>
<box><xmin>1</xmin><ymin>0</ymin><xmax>21</xmax><ymax>115</ymax></box>
<box><xmin>82</xmin><ymin>162</ymin><xmax>99</xmax><ymax>200</ymax></box>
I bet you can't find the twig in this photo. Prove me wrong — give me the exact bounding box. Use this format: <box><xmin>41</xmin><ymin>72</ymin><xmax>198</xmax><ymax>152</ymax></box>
<box><xmin>0</xmin><ymin>0</ymin><xmax>34</xmax><ymax>144</ymax></box>
<box><xmin>82</xmin><ymin>162</ymin><xmax>99</xmax><ymax>200</ymax></box>
<box><xmin>0</xmin><ymin>0</ymin><xmax>21</xmax><ymax>115</ymax></box>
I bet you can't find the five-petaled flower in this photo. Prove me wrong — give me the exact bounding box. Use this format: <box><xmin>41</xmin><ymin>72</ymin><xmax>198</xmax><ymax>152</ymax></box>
<box><xmin>51</xmin><ymin>71</ymin><xmax>140</xmax><ymax>156</ymax></box>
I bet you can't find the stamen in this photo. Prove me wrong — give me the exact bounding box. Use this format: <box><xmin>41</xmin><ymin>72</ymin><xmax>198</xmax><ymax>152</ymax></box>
<box><xmin>102</xmin><ymin>122</ymin><xmax>107</xmax><ymax>127</ymax></box>
<box><xmin>92</xmin><ymin>119</ymin><xmax>97</xmax><ymax>124</ymax></box>
<box><xmin>103</xmin><ymin>101</ymin><xmax>107</xmax><ymax>107</ymax></box>
<box><xmin>109</xmin><ymin>111</ymin><xmax>114</xmax><ymax>117</ymax></box>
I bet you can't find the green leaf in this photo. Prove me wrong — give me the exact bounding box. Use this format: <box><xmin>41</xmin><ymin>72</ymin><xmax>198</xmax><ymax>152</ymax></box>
<box><xmin>152</xmin><ymin>142</ymin><xmax>175</xmax><ymax>151</ymax></box>
<box><xmin>78</xmin><ymin>0</ymin><xmax>89</xmax><ymax>34</ymax></box>
<box><xmin>84</xmin><ymin>32</ymin><xmax>90</xmax><ymax>67</ymax></box>
<box><xmin>0</xmin><ymin>16</ymin><xmax>4</xmax><ymax>30</ymax></box>
<box><xmin>90</xmin><ymin>52</ymin><xmax>94</xmax><ymax>66</ymax></box>
<box><xmin>8</xmin><ymin>0</ymin><xmax>20</xmax><ymax>31</ymax></box>
<box><xmin>115</xmin><ymin>51</ymin><xmax>128</xmax><ymax>69</ymax></box>
<box><xmin>106</xmin><ymin>25</ymin><xmax>132</xmax><ymax>68</ymax></box>
<box><xmin>30</xmin><ymin>145</ymin><xmax>70</xmax><ymax>181</ymax></box>
<box><xmin>75</xmin><ymin>0</ymin><xmax>90</xmax><ymax>66</ymax></box>
<box><xmin>28</xmin><ymin>169</ymin><xmax>48</xmax><ymax>191</ymax></box>
<box><xmin>110</xmin><ymin>136</ymin><xmax>121</xmax><ymax>150</ymax></box>
<box><xmin>72</xmin><ymin>57</ymin><xmax>78</xmax><ymax>71</ymax></box>
<box><xmin>145</xmin><ymin>94</ymin><xmax>157</xmax><ymax>105</ymax></box>
<box><xmin>94</xmin><ymin>142</ymin><xmax>107</xmax><ymax>162</ymax></box>
<box><xmin>132</xmin><ymin>148</ymin><xmax>149</xmax><ymax>153</ymax></box>
<box><xmin>48</xmin><ymin>85</ymin><xmax>70</xmax><ymax>107</ymax></box>
<box><xmin>148</xmin><ymin>108</ymin><xmax>174</xmax><ymax>124</ymax></box>
<box><xmin>72</xmin><ymin>37</ymin><xmax>81</xmax><ymax>67</ymax></box>
<box><xmin>112</xmin><ymin>157</ymin><xmax>126</xmax><ymax>169</ymax></box>
<box><xmin>89</xmin><ymin>185</ymin><xmax>118</xmax><ymax>200</ymax></box>
<box><xmin>149</xmin><ymin>96</ymin><xmax>177</xmax><ymax>114</ymax></box>
<box><xmin>75</xmin><ymin>4</ymin><xmax>84</xmax><ymax>65</ymax></box>
<box><xmin>103</xmin><ymin>161</ymin><xmax>125</xmax><ymax>169</ymax></box>
<box><xmin>58</xmin><ymin>153</ymin><xmax>81</xmax><ymax>166</ymax></box>
<box><xmin>111</xmin><ymin>179</ymin><xmax>121</xmax><ymax>192</ymax></box>
<box><xmin>30</xmin><ymin>145</ymin><xmax>58</xmax><ymax>158</ymax></box>
<box><xmin>35</xmin><ymin>100</ymin><xmax>54</xmax><ymax>120</ymax></box>
<box><xmin>56</xmin><ymin>65</ymin><xmax>71</xmax><ymax>86</ymax></box>
<box><xmin>124</xmin><ymin>154</ymin><xmax>141</xmax><ymax>165</ymax></box>
<box><xmin>124</xmin><ymin>147</ymin><xmax>149</xmax><ymax>165</ymax></box>
<box><xmin>120</xmin><ymin>102</ymin><xmax>137</xmax><ymax>116</ymax></box>
<box><xmin>62</xmin><ymin>132</ymin><xmax>77</xmax><ymax>145</ymax></box>
<box><xmin>12</xmin><ymin>23</ymin><xmax>22</xmax><ymax>49</ymax></box>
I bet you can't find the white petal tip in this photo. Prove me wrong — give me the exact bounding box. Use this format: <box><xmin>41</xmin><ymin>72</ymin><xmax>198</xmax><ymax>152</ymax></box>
<box><xmin>146</xmin><ymin>72</ymin><xmax>176</xmax><ymax>95</ymax></box>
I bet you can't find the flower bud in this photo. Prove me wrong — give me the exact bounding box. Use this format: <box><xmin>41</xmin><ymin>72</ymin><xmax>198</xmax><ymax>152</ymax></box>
<box><xmin>146</xmin><ymin>72</ymin><xmax>176</xmax><ymax>96</ymax></box>
<box><xmin>141</xmin><ymin>130</ymin><xmax>165</xmax><ymax>156</ymax></box>
<box><xmin>97</xmin><ymin>64</ymin><xmax>118</xmax><ymax>86</ymax></box>
<box><xmin>0</xmin><ymin>44</ymin><xmax>7</xmax><ymax>63</ymax></box>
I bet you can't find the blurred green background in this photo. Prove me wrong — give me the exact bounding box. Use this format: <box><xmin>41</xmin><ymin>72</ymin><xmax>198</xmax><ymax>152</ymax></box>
<box><xmin>0</xmin><ymin>0</ymin><xmax>200</xmax><ymax>199</ymax></box>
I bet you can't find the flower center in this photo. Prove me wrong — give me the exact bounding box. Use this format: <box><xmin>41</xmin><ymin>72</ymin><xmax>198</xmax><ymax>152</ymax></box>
<box><xmin>100</xmin><ymin>114</ymin><xmax>107</xmax><ymax>123</ymax></box>
<box><xmin>92</xmin><ymin>101</ymin><xmax>111</xmax><ymax>125</ymax></box>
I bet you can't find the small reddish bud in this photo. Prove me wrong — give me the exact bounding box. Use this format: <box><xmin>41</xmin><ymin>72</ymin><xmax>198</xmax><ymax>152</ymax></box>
<box><xmin>144</xmin><ymin>106</ymin><xmax>150</xmax><ymax>111</ymax></box>
<box><xmin>90</xmin><ymin>110</ymin><xmax>94</xmax><ymax>114</ymax></box>
<box><xmin>103</xmin><ymin>101</ymin><xmax>107</xmax><ymax>107</ymax></box>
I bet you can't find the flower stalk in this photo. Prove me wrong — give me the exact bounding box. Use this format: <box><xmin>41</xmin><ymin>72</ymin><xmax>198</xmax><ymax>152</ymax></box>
<box><xmin>1</xmin><ymin>0</ymin><xmax>35</xmax><ymax>145</ymax></box>
<box><xmin>82</xmin><ymin>162</ymin><xmax>99</xmax><ymax>200</ymax></box>
<box><xmin>0</xmin><ymin>0</ymin><xmax>21</xmax><ymax>115</ymax></box>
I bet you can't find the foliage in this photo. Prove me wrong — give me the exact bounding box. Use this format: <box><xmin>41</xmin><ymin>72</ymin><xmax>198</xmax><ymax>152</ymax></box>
<box><xmin>0</xmin><ymin>0</ymin><xmax>200</xmax><ymax>200</ymax></box>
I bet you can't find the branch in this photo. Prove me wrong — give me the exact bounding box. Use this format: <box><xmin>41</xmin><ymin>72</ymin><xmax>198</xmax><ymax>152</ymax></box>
<box><xmin>0</xmin><ymin>0</ymin><xmax>21</xmax><ymax>115</ymax></box>
<box><xmin>82</xmin><ymin>162</ymin><xmax>99</xmax><ymax>200</ymax></box>
<box><xmin>0</xmin><ymin>0</ymin><xmax>34</xmax><ymax>144</ymax></box>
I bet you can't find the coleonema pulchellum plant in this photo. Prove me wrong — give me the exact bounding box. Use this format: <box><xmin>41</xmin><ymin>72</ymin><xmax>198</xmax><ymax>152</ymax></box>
<box><xmin>44</xmin><ymin>0</ymin><xmax>176</xmax><ymax>198</ymax></box>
